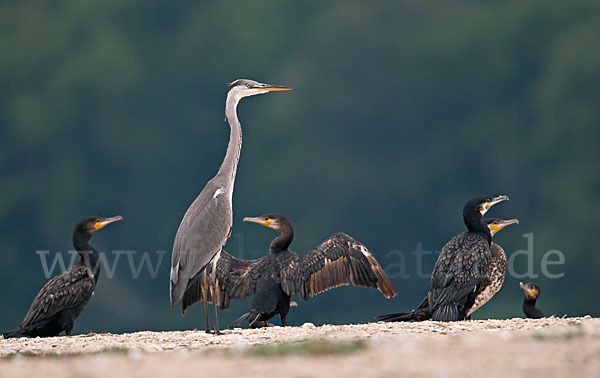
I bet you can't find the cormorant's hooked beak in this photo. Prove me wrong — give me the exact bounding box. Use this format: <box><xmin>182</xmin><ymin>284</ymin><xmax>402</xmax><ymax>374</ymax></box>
<box><xmin>489</xmin><ymin>218</ymin><xmax>519</xmax><ymax>236</ymax></box>
<box><xmin>482</xmin><ymin>195</ymin><xmax>509</xmax><ymax>214</ymax></box>
<box><xmin>94</xmin><ymin>215</ymin><xmax>124</xmax><ymax>230</ymax></box>
<box><xmin>243</xmin><ymin>216</ymin><xmax>271</xmax><ymax>227</ymax></box>
<box><xmin>519</xmin><ymin>282</ymin><xmax>536</xmax><ymax>299</ymax></box>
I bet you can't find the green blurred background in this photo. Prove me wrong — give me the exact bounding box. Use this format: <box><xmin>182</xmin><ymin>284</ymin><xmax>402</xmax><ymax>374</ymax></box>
<box><xmin>1</xmin><ymin>1</ymin><xmax>599</xmax><ymax>333</ymax></box>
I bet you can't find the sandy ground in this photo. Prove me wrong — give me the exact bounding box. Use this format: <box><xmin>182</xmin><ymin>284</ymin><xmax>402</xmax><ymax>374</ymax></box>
<box><xmin>1</xmin><ymin>317</ymin><xmax>599</xmax><ymax>378</ymax></box>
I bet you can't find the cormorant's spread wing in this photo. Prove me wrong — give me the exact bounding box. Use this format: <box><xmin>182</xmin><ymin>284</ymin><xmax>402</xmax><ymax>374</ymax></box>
<box><xmin>429</xmin><ymin>232</ymin><xmax>491</xmax><ymax>319</ymax></box>
<box><xmin>279</xmin><ymin>233</ymin><xmax>397</xmax><ymax>300</ymax></box>
<box><xmin>170</xmin><ymin>179</ymin><xmax>233</xmax><ymax>306</ymax></box>
<box><xmin>19</xmin><ymin>265</ymin><xmax>95</xmax><ymax>330</ymax></box>
<box><xmin>181</xmin><ymin>249</ymin><xmax>269</xmax><ymax>314</ymax></box>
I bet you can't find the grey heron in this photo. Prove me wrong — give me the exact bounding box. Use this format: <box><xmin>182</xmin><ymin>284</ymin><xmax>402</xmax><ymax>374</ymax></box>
<box><xmin>169</xmin><ymin>79</ymin><xmax>290</xmax><ymax>334</ymax></box>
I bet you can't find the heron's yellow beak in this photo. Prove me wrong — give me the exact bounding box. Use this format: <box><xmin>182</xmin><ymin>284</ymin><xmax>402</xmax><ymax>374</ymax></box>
<box><xmin>94</xmin><ymin>215</ymin><xmax>124</xmax><ymax>230</ymax></box>
<box><xmin>261</xmin><ymin>86</ymin><xmax>292</xmax><ymax>92</ymax></box>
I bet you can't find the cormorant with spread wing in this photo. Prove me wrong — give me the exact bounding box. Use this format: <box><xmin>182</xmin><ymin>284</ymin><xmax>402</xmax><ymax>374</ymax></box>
<box><xmin>183</xmin><ymin>213</ymin><xmax>396</xmax><ymax>328</ymax></box>
<box><xmin>377</xmin><ymin>196</ymin><xmax>509</xmax><ymax>322</ymax></box>
<box><xmin>520</xmin><ymin>282</ymin><xmax>545</xmax><ymax>318</ymax></box>
<box><xmin>3</xmin><ymin>216</ymin><xmax>122</xmax><ymax>338</ymax></box>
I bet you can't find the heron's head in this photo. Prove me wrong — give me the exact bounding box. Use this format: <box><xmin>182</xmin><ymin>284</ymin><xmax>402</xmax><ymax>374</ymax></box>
<box><xmin>228</xmin><ymin>79</ymin><xmax>291</xmax><ymax>100</ymax></box>
<box><xmin>464</xmin><ymin>195</ymin><xmax>510</xmax><ymax>217</ymax></box>
<box><xmin>243</xmin><ymin>213</ymin><xmax>291</xmax><ymax>232</ymax></box>
<box><xmin>484</xmin><ymin>218</ymin><xmax>519</xmax><ymax>237</ymax></box>
<box><xmin>520</xmin><ymin>282</ymin><xmax>541</xmax><ymax>301</ymax></box>
<box><xmin>75</xmin><ymin>215</ymin><xmax>123</xmax><ymax>237</ymax></box>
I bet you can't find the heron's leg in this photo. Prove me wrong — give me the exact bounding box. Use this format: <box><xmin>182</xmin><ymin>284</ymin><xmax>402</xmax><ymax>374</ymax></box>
<box><xmin>212</xmin><ymin>286</ymin><xmax>220</xmax><ymax>335</ymax></box>
<box><xmin>203</xmin><ymin>300</ymin><xmax>211</xmax><ymax>333</ymax></box>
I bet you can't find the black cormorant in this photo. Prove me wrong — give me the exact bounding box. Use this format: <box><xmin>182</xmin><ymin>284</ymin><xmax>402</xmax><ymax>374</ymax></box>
<box><xmin>182</xmin><ymin>213</ymin><xmax>397</xmax><ymax>329</ymax></box>
<box><xmin>520</xmin><ymin>282</ymin><xmax>545</xmax><ymax>318</ymax></box>
<box><xmin>377</xmin><ymin>195</ymin><xmax>510</xmax><ymax>322</ymax></box>
<box><xmin>466</xmin><ymin>217</ymin><xmax>519</xmax><ymax>317</ymax></box>
<box><xmin>2</xmin><ymin>216</ymin><xmax>122</xmax><ymax>338</ymax></box>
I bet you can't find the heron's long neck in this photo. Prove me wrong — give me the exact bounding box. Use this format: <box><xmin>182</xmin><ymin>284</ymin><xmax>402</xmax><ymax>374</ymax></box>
<box><xmin>218</xmin><ymin>93</ymin><xmax>243</xmax><ymax>193</ymax></box>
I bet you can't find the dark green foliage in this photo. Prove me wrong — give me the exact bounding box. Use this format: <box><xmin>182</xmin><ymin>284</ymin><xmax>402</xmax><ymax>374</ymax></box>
<box><xmin>1</xmin><ymin>1</ymin><xmax>599</xmax><ymax>333</ymax></box>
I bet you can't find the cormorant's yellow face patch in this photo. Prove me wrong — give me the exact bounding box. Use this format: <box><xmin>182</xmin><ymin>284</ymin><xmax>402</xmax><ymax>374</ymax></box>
<box><xmin>522</xmin><ymin>286</ymin><xmax>538</xmax><ymax>300</ymax></box>
<box><xmin>262</xmin><ymin>218</ymin><xmax>271</xmax><ymax>226</ymax></box>
<box><xmin>487</xmin><ymin>219</ymin><xmax>518</xmax><ymax>236</ymax></box>
<box><xmin>524</xmin><ymin>288</ymin><xmax>536</xmax><ymax>299</ymax></box>
<box><xmin>489</xmin><ymin>222</ymin><xmax>501</xmax><ymax>234</ymax></box>
<box><xmin>92</xmin><ymin>216</ymin><xmax>123</xmax><ymax>231</ymax></box>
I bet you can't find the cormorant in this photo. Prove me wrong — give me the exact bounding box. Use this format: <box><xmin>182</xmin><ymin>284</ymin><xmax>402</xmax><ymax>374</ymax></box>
<box><xmin>3</xmin><ymin>216</ymin><xmax>122</xmax><ymax>338</ymax></box>
<box><xmin>520</xmin><ymin>282</ymin><xmax>545</xmax><ymax>318</ymax></box>
<box><xmin>377</xmin><ymin>217</ymin><xmax>517</xmax><ymax>322</ymax></box>
<box><xmin>466</xmin><ymin>217</ymin><xmax>519</xmax><ymax>317</ymax></box>
<box><xmin>377</xmin><ymin>195</ymin><xmax>510</xmax><ymax>322</ymax></box>
<box><xmin>183</xmin><ymin>213</ymin><xmax>397</xmax><ymax>329</ymax></box>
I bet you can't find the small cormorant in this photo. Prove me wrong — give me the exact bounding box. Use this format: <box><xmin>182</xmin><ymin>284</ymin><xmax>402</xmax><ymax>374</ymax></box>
<box><xmin>183</xmin><ymin>213</ymin><xmax>397</xmax><ymax>329</ymax></box>
<box><xmin>2</xmin><ymin>216</ymin><xmax>122</xmax><ymax>338</ymax></box>
<box><xmin>520</xmin><ymin>282</ymin><xmax>545</xmax><ymax>318</ymax></box>
<box><xmin>377</xmin><ymin>195</ymin><xmax>510</xmax><ymax>322</ymax></box>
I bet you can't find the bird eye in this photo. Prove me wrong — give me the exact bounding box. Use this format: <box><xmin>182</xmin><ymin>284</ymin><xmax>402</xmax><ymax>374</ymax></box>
<box><xmin>246</xmin><ymin>84</ymin><xmax>252</xmax><ymax>88</ymax></box>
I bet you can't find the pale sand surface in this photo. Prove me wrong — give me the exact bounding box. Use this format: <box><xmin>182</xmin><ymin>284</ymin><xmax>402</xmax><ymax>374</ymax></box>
<box><xmin>1</xmin><ymin>317</ymin><xmax>599</xmax><ymax>378</ymax></box>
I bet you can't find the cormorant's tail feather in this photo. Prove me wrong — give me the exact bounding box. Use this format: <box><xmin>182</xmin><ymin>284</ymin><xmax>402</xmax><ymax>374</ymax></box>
<box><xmin>3</xmin><ymin>329</ymin><xmax>24</xmax><ymax>338</ymax></box>
<box><xmin>431</xmin><ymin>304</ymin><xmax>460</xmax><ymax>322</ymax></box>
<box><xmin>377</xmin><ymin>309</ymin><xmax>431</xmax><ymax>322</ymax></box>
<box><xmin>229</xmin><ymin>312</ymin><xmax>260</xmax><ymax>329</ymax></box>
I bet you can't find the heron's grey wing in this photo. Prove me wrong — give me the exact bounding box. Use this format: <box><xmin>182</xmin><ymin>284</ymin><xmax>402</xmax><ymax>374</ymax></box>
<box><xmin>20</xmin><ymin>265</ymin><xmax>95</xmax><ymax>329</ymax></box>
<box><xmin>429</xmin><ymin>233</ymin><xmax>491</xmax><ymax>316</ymax></box>
<box><xmin>181</xmin><ymin>250</ymin><xmax>269</xmax><ymax>313</ymax></box>
<box><xmin>170</xmin><ymin>179</ymin><xmax>233</xmax><ymax>305</ymax></box>
<box><xmin>279</xmin><ymin>233</ymin><xmax>397</xmax><ymax>300</ymax></box>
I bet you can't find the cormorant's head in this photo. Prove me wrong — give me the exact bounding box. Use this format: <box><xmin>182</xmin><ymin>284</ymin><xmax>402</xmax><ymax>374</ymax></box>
<box><xmin>464</xmin><ymin>195</ymin><xmax>510</xmax><ymax>217</ymax></box>
<box><xmin>75</xmin><ymin>215</ymin><xmax>123</xmax><ymax>236</ymax></box>
<box><xmin>227</xmin><ymin>79</ymin><xmax>291</xmax><ymax>100</ymax></box>
<box><xmin>484</xmin><ymin>218</ymin><xmax>519</xmax><ymax>237</ymax></box>
<box><xmin>519</xmin><ymin>282</ymin><xmax>540</xmax><ymax>301</ymax></box>
<box><xmin>243</xmin><ymin>213</ymin><xmax>291</xmax><ymax>232</ymax></box>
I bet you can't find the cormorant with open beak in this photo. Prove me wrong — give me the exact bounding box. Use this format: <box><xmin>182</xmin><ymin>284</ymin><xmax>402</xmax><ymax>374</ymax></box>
<box><xmin>378</xmin><ymin>195</ymin><xmax>511</xmax><ymax>322</ymax></box>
